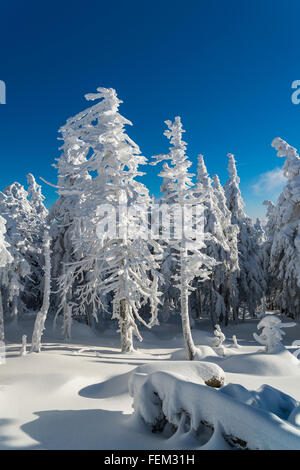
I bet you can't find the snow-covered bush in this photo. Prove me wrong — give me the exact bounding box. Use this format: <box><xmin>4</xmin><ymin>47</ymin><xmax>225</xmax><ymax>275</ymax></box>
<box><xmin>210</xmin><ymin>324</ymin><xmax>225</xmax><ymax>347</ymax></box>
<box><xmin>253</xmin><ymin>315</ymin><xmax>296</xmax><ymax>353</ymax></box>
<box><xmin>232</xmin><ymin>335</ymin><xmax>240</xmax><ymax>348</ymax></box>
<box><xmin>208</xmin><ymin>324</ymin><xmax>226</xmax><ymax>356</ymax></box>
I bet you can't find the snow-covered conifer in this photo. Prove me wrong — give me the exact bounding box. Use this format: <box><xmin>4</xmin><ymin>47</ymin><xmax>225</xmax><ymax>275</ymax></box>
<box><xmin>0</xmin><ymin>184</ymin><xmax>31</xmax><ymax>318</ymax></box>
<box><xmin>265</xmin><ymin>138</ymin><xmax>300</xmax><ymax>317</ymax></box>
<box><xmin>0</xmin><ymin>216</ymin><xmax>13</xmax><ymax>341</ymax></box>
<box><xmin>225</xmin><ymin>154</ymin><xmax>266</xmax><ymax>317</ymax></box>
<box><xmin>153</xmin><ymin>117</ymin><xmax>216</xmax><ymax>360</ymax></box>
<box><xmin>53</xmin><ymin>87</ymin><xmax>162</xmax><ymax>350</ymax></box>
<box><xmin>191</xmin><ymin>154</ymin><xmax>240</xmax><ymax>325</ymax></box>
<box><xmin>213</xmin><ymin>174</ymin><xmax>240</xmax><ymax>320</ymax></box>
<box><xmin>27</xmin><ymin>173</ymin><xmax>48</xmax><ymax>219</ymax></box>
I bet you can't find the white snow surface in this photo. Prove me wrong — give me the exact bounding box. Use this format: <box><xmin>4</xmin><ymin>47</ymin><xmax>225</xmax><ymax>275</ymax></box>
<box><xmin>1</xmin><ymin>316</ymin><xmax>300</xmax><ymax>450</ymax></box>
<box><xmin>130</xmin><ymin>371</ymin><xmax>300</xmax><ymax>450</ymax></box>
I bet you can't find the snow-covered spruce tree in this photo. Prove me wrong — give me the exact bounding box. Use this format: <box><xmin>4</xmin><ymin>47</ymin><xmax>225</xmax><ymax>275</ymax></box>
<box><xmin>25</xmin><ymin>174</ymin><xmax>48</xmax><ymax>310</ymax></box>
<box><xmin>191</xmin><ymin>155</ymin><xmax>239</xmax><ymax>326</ymax></box>
<box><xmin>54</xmin><ymin>87</ymin><xmax>163</xmax><ymax>350</ymax></box>
<box><xmin>30</xmin><ymin>230</ymin><xmax>51</xmax><ymax>352</ymax></box>
<box><xmin>0</xmin><ymin>216</ymin><xmax>13</xmax><ymax>341</ymax></box>
<box><xmin>0</xmin><ymin>183</ymin><xmax>31</xmax><ymax>318</ymax></box>
<box><xmin>212</xmin><ymin>174</ymin><xmax>240</xmax><ymax>322</ymax></box>
<box><xmin>253</xmin><ymin>217</ymin><xmax>267</xmax><ymax>314</ymax></box>
<box><xmin>263</xmin><ymin>200</ymin><xmax>277</xmax><ymax>310</ymax></box>
<box><xmin>27</xmin><ymin>173</ymin><xmax>48</xmax><ymax>219</ymax></box>
<box><xmin>48</xmin><ymin>114</ymin><xmax>92</xmax><ymax>322</ymax></box>
<box><xmin>0</xmin><ymin>177</ymin><xmax>48</xmax><ymax>319</ymax></box>
<box><xmin>265</xmin><ymin>138</ymin><xmax>300</xmax><ymax>317</ymax></box>
<box><xmin>155</xmin><ymin>163</ymin><xmax>181</xmax><ymax>321</ymax></box>
<box><xmin>224</xmin><ymin>154</ymin><xmax>266</xmax><ymax>317</ymax></box>
<box><xmin>152</xmin><ymin>117</ymin><xmax>216</xmax><ymax>360</ymax></box>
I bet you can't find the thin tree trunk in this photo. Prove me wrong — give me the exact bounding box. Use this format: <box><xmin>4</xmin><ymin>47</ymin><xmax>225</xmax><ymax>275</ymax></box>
<box><xmin>31</xmin><ymin>231</ymin><xmax>51</xmax><ymax>353</ymax></box>
<box><xmin>210</xmin><ymin>280</ymin><xmax>217</xmax><ymax>328</ymax></box>
<box><xmin>120</xmin><ymin>298</ymin><xmax>133</xmax><ymax>353</ymax></box>
<box><xmin>180</xmin><ymin>241</ymin><xmax>196</xmax><ymax>360</ymax></box>
<box><xmin>0</xmin><ymin>289</ymin><xmax>4</xmax><ymax>343</ymax></box>
<box><xmin>195</xmin><ymin>284</ymin><xmax>202</xmax><ymax>318</ymax></box>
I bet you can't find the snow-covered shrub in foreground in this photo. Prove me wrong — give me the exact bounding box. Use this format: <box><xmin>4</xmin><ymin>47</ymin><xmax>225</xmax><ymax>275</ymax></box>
<box><xmin>129</xmin><ymin>370</ymin><xmax>300</xmax><ymax>449</ymax></box>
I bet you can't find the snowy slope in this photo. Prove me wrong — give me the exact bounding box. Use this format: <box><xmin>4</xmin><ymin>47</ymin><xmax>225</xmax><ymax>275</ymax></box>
<box><xmin>1</xmin><ymin>316</ymin><xmax>300</xmax><ymax>449</ymax></box>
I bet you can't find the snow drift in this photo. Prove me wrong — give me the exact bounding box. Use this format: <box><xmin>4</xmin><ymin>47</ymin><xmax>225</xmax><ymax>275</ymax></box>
<box><xmin>129</xmin><ymin>370</ymin><xmax>300</xmax><ymax>450</ymax></box>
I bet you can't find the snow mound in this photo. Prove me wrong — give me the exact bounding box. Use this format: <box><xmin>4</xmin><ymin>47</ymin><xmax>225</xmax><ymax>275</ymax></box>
<box><xmin>220</xmin><ymin>348</ymin><xmax>300</xmax><ymax>376</ymax></box>
<box><xmin>288</xmin><ymin>405</ymin><xmax>300</xmax><ymax>428</ymax></box>
<box><xmin>129</xmin><ymin>360</ymin><xmax>225</xmax><ymax>389</ymax></box>
<box><xmin>220</xmin><ymin>383</ymin><xmax>297</xmax><ymax>420</ymax></box>
<box><xmin>129</xmin><ymin>370</ymin><xmax>300</xmax><ymax>450</ymax></box>
<box><xmin>171</xmin><ymin>345</ymin><xmax>218</xmax><ymax>361</ymax></box>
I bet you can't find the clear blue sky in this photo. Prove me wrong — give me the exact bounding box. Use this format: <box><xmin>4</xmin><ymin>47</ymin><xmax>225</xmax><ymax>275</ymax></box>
<box><xmin>1</xmin><ymin>0</ymin><xmax>300</xmax><ymax>219</ymax></box>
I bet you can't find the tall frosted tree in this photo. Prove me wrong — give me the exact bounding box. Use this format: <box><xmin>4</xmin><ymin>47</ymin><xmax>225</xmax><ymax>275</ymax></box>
<box><xmin>212</xmin><ymin>173</ymin><xmax>240</xmax><ymax>323</ymax></box>
<box><xmin>263</xmin><ymin>199</ymin><xmax>276</xmax><ymax>308</ymax></box>
<box><xmin>0</xmin><ymin>183</ymin><xmax>31</xmax><ymax>318</ymax></box>
<box><xmin>153</xmin><ymin>117</ymin><xmax>216</xmax><ymax>360</ymax></box>
<box><xmin>0</xmin><ymin>177</ymin><xmax>48</xmax><ymax>318</ymax></box>
<box><xmin>265</xmin><ymin>138</ymin><xmax>300</xmax><ymax>317</ymax></box>
<box><xmin>54</xmin><ymin>87</ymin><xmax>163</xmax><ymax>350</ymax></box>
<box><xmin>192</xmin><ymin>155</ymin><xmax>239</xmax><ymax>325</ymax></box>
<box><xmin>49</xmin><ymin>112</ymin><xmax>91</xmax><ymax>321</ymax></box>
<box><xmin>225</xmin><ymin>153</ymin><xmax>266</xmax><ymax>317</ymax></box>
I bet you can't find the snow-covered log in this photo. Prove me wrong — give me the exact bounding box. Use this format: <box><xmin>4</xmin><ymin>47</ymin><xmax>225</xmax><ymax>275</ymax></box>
<box><xmin>129</xmin><ymin>370</ymin><xmax>300</xmax><ymax>449</ymax></box>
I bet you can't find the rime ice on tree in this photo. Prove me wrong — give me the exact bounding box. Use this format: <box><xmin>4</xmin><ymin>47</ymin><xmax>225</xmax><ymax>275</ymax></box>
<box><xmin>253</xmin><ymin>315</ymin><xmax>296</xmax><ymax>353</ymax></box>
<box><xmin>52</xmin><ymin>87</ymin><xmax>163</xmax><ymax>351</ymax></box>
<box><xmin>264</xmin><ymin>138</ymin><xmax>300</xmax><ymax>317</ymax></box>
<box><xmin>152</xmin><ymin>117</ymin><xmax>216</xmax><ymax>360</ymax></box>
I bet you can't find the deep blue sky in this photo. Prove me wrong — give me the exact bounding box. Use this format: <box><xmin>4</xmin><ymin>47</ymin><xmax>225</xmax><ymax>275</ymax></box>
<box><xmin>1</xmin><ymin>0</ymin><xmax>300</xmax><ymax>218</ymax></box>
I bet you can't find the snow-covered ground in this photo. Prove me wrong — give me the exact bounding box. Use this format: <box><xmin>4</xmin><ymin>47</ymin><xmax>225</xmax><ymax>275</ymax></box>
<box><xmin>1</xmin><ymin>315</ymin><xmax>300</xmax><ymax>450</ymax></box>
